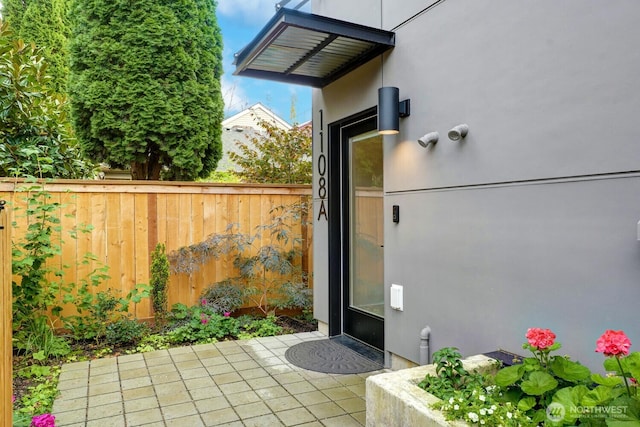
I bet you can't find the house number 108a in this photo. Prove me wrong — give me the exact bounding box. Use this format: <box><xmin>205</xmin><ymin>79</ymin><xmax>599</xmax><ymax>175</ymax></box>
<box><xmin>317</xmin><ymin>110</ymin><xmax>328</xmax><ymax>221</ymax></box>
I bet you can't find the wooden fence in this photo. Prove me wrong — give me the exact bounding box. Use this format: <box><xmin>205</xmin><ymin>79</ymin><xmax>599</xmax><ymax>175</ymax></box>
<box><xmin>0</xmin><ymin>179</ymin><xmax>312</xmax><ymax>323</ymax></box>
<box><xmin>1</xmin><ymin>195</ymin><xmax>11</xmax><ymax>426</ymax></box>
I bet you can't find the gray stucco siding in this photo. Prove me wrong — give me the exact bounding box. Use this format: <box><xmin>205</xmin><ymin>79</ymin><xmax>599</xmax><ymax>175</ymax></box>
<box><xmin>384</xmin><ymin>175</ymin><xmax>640</xmax><ymax>369</ymax></box>
<box><xmin>311</xmin><ymin>0</ymin><xmax>640</xmax><ymax>369</ymax></box>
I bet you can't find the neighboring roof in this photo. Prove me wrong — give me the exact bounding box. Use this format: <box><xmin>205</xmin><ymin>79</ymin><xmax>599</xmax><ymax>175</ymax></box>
<box><xmin>217</xmin><ymin>126</ymin><xmax>263</xmax><ymax>172</ymax></box>
<box><xmin>233</xmin><ymin>8</ymin><xmax>395</xmax><ymax>88</ymax></box>
<box><xmin>222</xmin><ymin>103</ymin><xmax>292</xmax><ymax>131</ymax></box>
<box><xmin>219</xmin><ymin>104</ymin><xmax>294</xmax><ymax>172</ymax></box>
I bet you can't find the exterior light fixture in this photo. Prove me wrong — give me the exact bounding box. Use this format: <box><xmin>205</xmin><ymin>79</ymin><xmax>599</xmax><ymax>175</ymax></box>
<box><xmin>447</xmin><ymin>124</ymin><xmax>469</xmax><ymax>141</ymax></box>
<box><xmin>418</xmin><ymin>132</ymin><xmax>439</xmax><ymax>147</ymax></box>
<box><xmin>378</xmin><ymin>87</ymin><xmax>410</xmax><ymax>135</ymax></box>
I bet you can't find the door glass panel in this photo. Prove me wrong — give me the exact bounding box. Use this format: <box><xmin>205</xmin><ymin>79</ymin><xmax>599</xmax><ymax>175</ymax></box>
<box><xmin>349</xmin><ymin>131</ymin><xmax>384</xmax><ymax>318</ymax></box>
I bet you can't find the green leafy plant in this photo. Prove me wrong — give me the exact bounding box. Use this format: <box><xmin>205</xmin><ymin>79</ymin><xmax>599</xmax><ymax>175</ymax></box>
<box><xmin>128</xmin><ymin>334</ymin><xmax>170</xmax><ymax>354</ymax></box>
<box><xmin>169</xmin><ymin>201</ymin><xmax>311</xmax><ymax>315</ymax></box>
<box><xmin>61</xmin><ymin>283</ymin><xmax>150</xmax><ymax>343</ymax></box>
<box><xmin>229</xmin><ymin>118</ymin><xmax>312</xmax><ymax>184</ymax></box>
<box><xmin>150</xmin><ymin>243</ymin><xmax>170</xmax><ymax>324</ymax></box>
<box><xmin>105</xmin><ymin>318</ymin><xmax>150</xmax><ymax>347</ymax></box>
<box><xmin>236</xmin><ymin>315</ymin><xmax>282</xmax><ymax>340</ymax></box>
<box><xmin>489</xmin><ymin>328</ymin><xmax>640</xmax><ymax>426</ymax></box>
<box><xmin>12</xmin><ymin>364</ymin><xmax>60</xmax><ymax>422</ymax></box>
<box><xmin>495</xmin><ymin>328</ymin><xmax>592</xmax><ymax>425</ymax></box>
<box><xmin>418</xmin><ymin>347</ymin><xmax>486</xmax><ymax>401</ymax></box>
<box><xmin>11</xmin><ymin>183</ymin><xmax>66</xmax><ymax>335</ymax></box>
<box><xmin>166</xmin><ymin>305</ymin><xmax>239</xmax><ymax>345</ymax></box>
<box><xmin>0</xmin><ymin>20</ymin><xmax>94</xmax><ymax>179</ymax></box>
<box><xmin>11</xmin><ymin>182</ymin><xmax>103</xmax><ymax>356</ymax></box>
<box><xmin>12</xmin><ymin>316</ymin><xmax>70</xmax><ymax>359</ymax></box>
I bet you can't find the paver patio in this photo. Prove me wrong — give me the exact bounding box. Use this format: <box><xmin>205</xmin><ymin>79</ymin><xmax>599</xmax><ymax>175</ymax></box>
<box><xmin>52</xmin><ymin>332</ymin><xmax>387</xmax><ymax>426</ymax></box>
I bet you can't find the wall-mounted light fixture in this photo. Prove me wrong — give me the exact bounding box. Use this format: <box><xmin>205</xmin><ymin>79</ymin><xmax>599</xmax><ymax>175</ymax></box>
<box><xmin>418</xmin><ymin>132</ymin><xmax>439</xmax><ymax>147</ymax></box>
<box><xmin>378</xmin><ymin>87</ymin><xmax>410</xmax><ymax>135</ymax></box>
<box><xmin>447</xmin><ymin>124</ymin><xmax>469</xmax><ymax>141</ymax></box>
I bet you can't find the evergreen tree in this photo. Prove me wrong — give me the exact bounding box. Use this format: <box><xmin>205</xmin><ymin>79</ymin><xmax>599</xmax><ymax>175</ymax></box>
<box><xmin>68</xmin><ymin>0</ymin><xmax>224</xmax><ymax>180</ymax></box>
<box><xmin>1</xmin><ymin>0</ymin><xmax>71</xmax><ymax>93</ymax></box>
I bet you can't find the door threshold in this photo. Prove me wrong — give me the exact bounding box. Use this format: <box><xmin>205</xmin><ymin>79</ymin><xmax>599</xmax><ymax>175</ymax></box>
<box><xmin>331</xmin><ymin>335</ymin><xmax>384</xmax><ymax>365</ymax></box>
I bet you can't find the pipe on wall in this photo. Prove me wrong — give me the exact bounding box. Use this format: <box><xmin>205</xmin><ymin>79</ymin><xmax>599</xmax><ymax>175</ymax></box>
<box><xmin>419</xmin><ymin>325</ymin><xmax>431</xmax><ymax>365</ymax></box>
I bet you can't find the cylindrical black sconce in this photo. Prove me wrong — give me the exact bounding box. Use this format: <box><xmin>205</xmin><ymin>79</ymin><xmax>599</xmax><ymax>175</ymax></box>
<box><xmin>378</xmin><ymin>86</ymin><xmax>400</xmax><ymax>135</ymax></box>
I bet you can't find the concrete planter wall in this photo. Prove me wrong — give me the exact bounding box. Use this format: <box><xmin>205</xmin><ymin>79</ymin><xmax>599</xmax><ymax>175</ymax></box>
<box><xmin>365</xmin><ymin>355</ymin><xmax>498</xmax><ymax>427</ymax></box>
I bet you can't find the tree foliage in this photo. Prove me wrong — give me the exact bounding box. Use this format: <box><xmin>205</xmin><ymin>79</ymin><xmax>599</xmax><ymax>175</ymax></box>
<box><xmin>230</xmin><ymin>119</ymin><xmax>312</xmax><ymax>184</ymax></box>
<box><xmin>0</xmin><ymin>20</ymin><xmax>94</xmax><ymax>178</ymax></box>
<box><xmin>1</xmin><ymin>0</ymin><xmax>71</xmax><ymax>94</ymax></box>
<box><xmin>68</xmin><ymin>0</ymin><xmax>225</xmax><ymax>180</ymax></box>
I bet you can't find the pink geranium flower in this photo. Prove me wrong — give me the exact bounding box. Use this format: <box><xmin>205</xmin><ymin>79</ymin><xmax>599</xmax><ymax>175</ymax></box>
<box><xmin>595</xmin><ymin>330</ymin><xmax>631</xmax><ymax>357</ymax></box>
<box><xmin>201</xmin><ymin>299</ymin><xmax>207</xmax><ymax>306</ymax></box>
<box><xmin>223</xmin><ymin>312</ymin><xmax>231</xmax><ymax>317</ymax></box>
<box><xmin>525</xmin><ymin>327</ymin><xmax>556</xmax><ymax>350</ymax></box>
<box><xmin>200</xmin><ymin>313</ymin><xmax>209</xmax><ymax>324</ymax></box>
<box><xmin>31</xmin><ymin>413</ymin><xmax>55</xmax><ymax>427</ymax></box>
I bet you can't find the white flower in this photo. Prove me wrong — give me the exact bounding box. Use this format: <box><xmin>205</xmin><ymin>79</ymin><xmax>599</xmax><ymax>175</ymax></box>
<box><xmin>480</xmin><ymin>408</ymin><xmax>487</xmax><ymax>416</ymax></box>
<box><xmin>468</xmin><ymin>412</ymin><xmax>479</xmax><ymax>423</ymax></box>
<box><xmin>454</xmin><ymin>404</ymin><xmax>460</xmax><ymax>410</ymax></box>
<box><xmin>491</xmin><ymin>405</ymin><xmax>497</xmax><ymax>411</ymax></box>
<box><xmin>449</xmin><ymin>397</ymin><xmax>455</xmax><ymax>404</ymax></box>
<box><xmin>480</xmin><ymin>421</ymin><xmax>485</xmax><ymax>425</ymax></box>
<box><xmin>487</xmin><ymin>408</ymin><xmax>494</xmax><ymax>415</ymax></box>
<box><xmin>478</xmin><ymin>394</ymin><xmax>486</xmax><ymax>402</ymax></box>
<box><xmin>507</xmin><ymin>412</ymin><xmax>513</xmax><ymax>419</ymax></box>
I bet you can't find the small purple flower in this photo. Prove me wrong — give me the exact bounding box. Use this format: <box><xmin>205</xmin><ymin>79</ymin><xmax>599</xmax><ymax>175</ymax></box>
<box><xmin>201</xmin><ymin>298</ymin><xmax>207</xmax><ymax>306</ymax></box>
<box><xmin>224</xmin><ymin>312</ymin><xmax>231</xmax><ymax>317</ymax></box>
<box><xmin>31</xmin><ymin>413</ymin><xmax>56</xmax><ymax>427</ymax></box>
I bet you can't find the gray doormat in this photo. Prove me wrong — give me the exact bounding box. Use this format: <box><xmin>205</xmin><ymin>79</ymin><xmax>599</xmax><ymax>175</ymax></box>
<box><xmin>285</xmin><ymin>337</ymin><xmax>384</xmax><ymax>374</ymax></box>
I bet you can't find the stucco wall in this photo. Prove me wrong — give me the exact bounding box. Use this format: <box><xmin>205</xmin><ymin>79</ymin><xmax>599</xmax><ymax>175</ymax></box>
<box><xmin>312</xmin><ymin>0</ymin><xmax>640</xmax><ymax>369</ymax></box>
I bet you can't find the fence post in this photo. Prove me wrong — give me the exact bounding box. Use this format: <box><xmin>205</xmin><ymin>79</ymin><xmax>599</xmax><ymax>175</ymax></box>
<box><xmin>0</xmin><ymin>199</ymin><xmax>11</xmax><ymax>426</ymax></box>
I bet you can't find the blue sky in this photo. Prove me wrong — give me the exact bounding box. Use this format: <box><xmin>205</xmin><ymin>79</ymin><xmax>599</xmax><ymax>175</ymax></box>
<box><xmin>216</xmin><ymin>0</ymin><xmax>312</xmax><ymax>124</ymax></box>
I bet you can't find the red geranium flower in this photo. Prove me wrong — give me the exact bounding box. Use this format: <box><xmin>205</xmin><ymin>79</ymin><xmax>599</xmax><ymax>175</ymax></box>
<box><xmin>595</xmin><ymin>330</ymin><xmax>631</xmax><ymax>357</ymax></box>
<box><xmin>526</xmin><ymin>327</ymin><xmax>556</xmax><ymax>350</ymax></box>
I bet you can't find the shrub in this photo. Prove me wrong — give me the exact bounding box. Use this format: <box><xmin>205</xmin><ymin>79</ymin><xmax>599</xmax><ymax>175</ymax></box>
<box><xmin>169</xmin><ymin>201</ymin><xmax>312</xmax><ymax>315</ymax></box>
<box><xmin>12</xmin><ymin>316</ymin><xmax>70</xmax><ymax>359</ymax></box>
<box><xmin>166</xmin><ymin>306</ymin><xmax>239</xmax><ymax>344</ymax></box>
<box><xmin>150</xmin><ymin>243</ymin><xmax>170</xmax><ymax>323</ymax></box>
<box><xmin>105</xmin><ymin>318</ymin><xmax>149</xmax><ymax>347</ymax></box>
<box><xmin>236</xmin><ymin>315</ymin><xmax>282</xmax><ymax>340</ymax></box>
<box><xmin>200</xmin><ymin>280</ymin><xmax>244</xmax><ymax>315</ymax></box>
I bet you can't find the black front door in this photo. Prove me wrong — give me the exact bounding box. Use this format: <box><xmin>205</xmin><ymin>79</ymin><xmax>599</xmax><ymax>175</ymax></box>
<box><xmin>328</xmin><ymin>110</ymin><xmax>384</xmax><ymax>350</ymax></box>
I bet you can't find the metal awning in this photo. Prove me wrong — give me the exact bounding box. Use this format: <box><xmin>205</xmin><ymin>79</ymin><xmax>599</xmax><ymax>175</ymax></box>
<box><xmin>233</xmin><ymin>8</ymin><xmax>395</xmax><ymax>88</ymax></box>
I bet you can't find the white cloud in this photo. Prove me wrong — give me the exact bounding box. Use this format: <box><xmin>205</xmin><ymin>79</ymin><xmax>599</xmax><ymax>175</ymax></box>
<box><xmin>217</xmin><ymin>0</ymin><xmax>277</xmax><ymax>25</ymax></box>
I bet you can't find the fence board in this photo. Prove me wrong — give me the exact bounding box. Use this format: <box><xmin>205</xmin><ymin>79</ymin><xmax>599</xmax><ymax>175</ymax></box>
<box><xmin>1</xmin><ymin>195</ymin><xmax>12</xmax><ymax>426</ymax></box>
<box><xmin>0</xmin><ymin>179</ymin><xmax>312</xmax><ymax>322</ymax></box>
